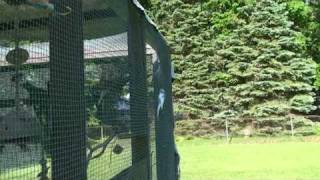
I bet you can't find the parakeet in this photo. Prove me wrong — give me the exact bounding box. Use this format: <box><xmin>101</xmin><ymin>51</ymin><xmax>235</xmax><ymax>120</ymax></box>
<box><xmin>157</xmin><ymin>89</ymin><xmax>165</xmax><ymax>118</ymax></box>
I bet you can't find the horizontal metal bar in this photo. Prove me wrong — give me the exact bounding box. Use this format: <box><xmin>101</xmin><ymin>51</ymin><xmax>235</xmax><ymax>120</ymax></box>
<box><xmin>0</xmin><ymin>99</ymin><xmax>32</xmax><ymax>108</ymax></box>
<box><xmin>0</xmin><ymin>8</ymin><xmax>117</xmax><ymax>32</ymax></box>
<box><xmin>0</xmin><ymin>57</ymin><xmax>126</xmax><ymax>72</ymax></box>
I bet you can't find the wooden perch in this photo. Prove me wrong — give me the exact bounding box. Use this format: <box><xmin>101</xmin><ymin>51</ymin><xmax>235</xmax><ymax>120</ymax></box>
<box><xmin>86</xmin><ymin>128</ymin><xmax>117</xmax><ymax>162</ymax></box>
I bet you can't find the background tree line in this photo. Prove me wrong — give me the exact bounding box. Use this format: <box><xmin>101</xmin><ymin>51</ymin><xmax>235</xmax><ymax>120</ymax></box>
<box><xmin>144</xmin><ymin>0</ymin><xmax>320</xmax><ymax>136</ymax></box>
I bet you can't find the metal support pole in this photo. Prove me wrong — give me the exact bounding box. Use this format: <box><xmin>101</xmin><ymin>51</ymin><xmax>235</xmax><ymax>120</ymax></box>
<box><xmin>290</xmin><ymin>117</ymin><xmax>294</xmax><ymax>137</ymax></box>
<box><xmin>150</xmin><ymin>26</ymin><xmax>177</xmax><ymax>180</ymax></box>
<box><xmin>49</xmin><ymin>0</ymin><xmax>87</xmax><ymax>179</ymax></box>
<box><xmin>225</xmin><ymin>119</ymin><xmax>229</xmax><ymax>143</ymax></box>
<box><xmin>101</xmin><ymin>125</ymin><xmax>104</xmax><ymax>140</ymax></box>
<box><xmin>128</xmin><ymin>2</ymin><xmax>150</xmax><ymax>180</ymax></box>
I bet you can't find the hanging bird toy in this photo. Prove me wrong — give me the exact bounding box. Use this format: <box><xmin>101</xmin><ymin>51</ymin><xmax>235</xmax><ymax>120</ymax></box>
<box><xmin>6</xmin><ymin>47</ymin><xmax>29</xmax><ymax>66</ymax></box>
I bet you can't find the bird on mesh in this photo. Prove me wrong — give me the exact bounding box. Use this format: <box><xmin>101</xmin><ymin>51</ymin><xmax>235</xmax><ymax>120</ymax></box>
<box><xmin>157</xmin><ymin>89</ymin><xmax>166</xmax><ymax>118</ymax></box>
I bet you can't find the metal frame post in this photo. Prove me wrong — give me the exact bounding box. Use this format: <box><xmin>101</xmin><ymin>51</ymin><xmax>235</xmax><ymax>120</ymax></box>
<box><xmin>128</xmin><ymin>2</ymin><xmax>150</xmax><ymax>179</ymax></box>
<box><xmin>49</xmin><ymin>0</ymin><xmax>87</xmax><ymax>179</ymax></box>
<box><xmin>148</xmin><ymin>28</ymin><xmax>177</xmax><ymax>180</ymax></box>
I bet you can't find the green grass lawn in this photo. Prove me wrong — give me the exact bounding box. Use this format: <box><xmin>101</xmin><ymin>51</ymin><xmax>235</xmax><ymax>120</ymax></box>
<box><xmin>0</xmin><ymin>139</ymin><xmax>132</xmax><ymax>180</ymax></box>
<box><xmin>2</xmin><ymin>136</ymin><xmax>320</xmax><ymax>180</ymax></box>
<box><xmin>177</xmin><ymin>136</ymin><xmax>320</xmax><ymax>180</ymax></box>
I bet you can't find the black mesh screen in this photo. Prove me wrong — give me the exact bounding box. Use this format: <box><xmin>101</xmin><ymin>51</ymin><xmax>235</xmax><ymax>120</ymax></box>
<box><xmin>0</xmin><ymin>0</ymin><xmax>166</xmax><ymax>179</ymax></box>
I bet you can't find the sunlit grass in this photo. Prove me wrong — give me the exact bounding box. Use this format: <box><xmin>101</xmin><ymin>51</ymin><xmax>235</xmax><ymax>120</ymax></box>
<box><xmin>177</xmin><ymin>136</ymin><xmax>320</xmax><ymax>180</ymax></box>
<box><xmin>2</xmin><ymin>136</ymin><xmax>320</xmax><ymax>180</ymax></box>
<box><xmin>0</xmin><ymin>139</ymin><xmax>132</xmax><ymax>180</ymax></box>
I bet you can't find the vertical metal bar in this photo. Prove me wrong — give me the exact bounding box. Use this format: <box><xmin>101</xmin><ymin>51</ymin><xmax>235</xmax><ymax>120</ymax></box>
<box><xmin>225</xmin><ymin>119</ymin><xmax>229</xmax><ymax>143</ymax></box>
<box><xmin>145</xmin><ymin>28</ymin><xmax>177</xmax><ymax>179</ymax></box>
<box><xmin>128</xmin><ymin>2</ymin><xmax>150</xmax><ymax>180</ymax></box>
<box><xmin>13</xmin><ymin>16</ymin><xmax>20</xmax><ymax>121</ymax></box>
<box><xmin>49</xmin><ymin>0</ymin><xmax>87</xmax><ymax>179</ymax></box>
<box><xmin>101</xmin><ymin>125</ymin><xmax>104</xmax><ymax>140</ymax></box>
<box><xmin>290</xmin><ymin>117</ymin><xmax>294</xmax><ymax>137</ymax></box>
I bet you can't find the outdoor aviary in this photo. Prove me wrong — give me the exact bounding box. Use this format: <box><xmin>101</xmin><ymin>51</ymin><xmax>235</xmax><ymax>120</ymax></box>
<box><xmin>0</xmin><ymin>0</ymin><xmax>177</xmax><ymax>180</ymax></box>
<box><xmin>1</xmin><ymin>0</ymin><xmax>320</xmax><ymax>180</ymax></box>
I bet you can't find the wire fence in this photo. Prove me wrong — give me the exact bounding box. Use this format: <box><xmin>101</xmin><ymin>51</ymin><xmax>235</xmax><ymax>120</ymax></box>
<box><xmin>0</xmin><ymin>0</ymin><xmax>177</xmax><ymax>180</ymax></box>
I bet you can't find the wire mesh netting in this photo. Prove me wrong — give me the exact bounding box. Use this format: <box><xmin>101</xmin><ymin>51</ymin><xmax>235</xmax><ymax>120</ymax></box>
<box><xmin>0</xmin><ymin>0</ymin><xmax>177</xmax><ymax>180</ymax></box>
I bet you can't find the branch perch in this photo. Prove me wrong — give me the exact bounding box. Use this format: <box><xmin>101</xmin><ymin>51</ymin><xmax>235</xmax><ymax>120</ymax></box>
<box><xmin>86</xmin><ymin>128</ymin><xmax>117</xmax><ymax>163</ymax></box>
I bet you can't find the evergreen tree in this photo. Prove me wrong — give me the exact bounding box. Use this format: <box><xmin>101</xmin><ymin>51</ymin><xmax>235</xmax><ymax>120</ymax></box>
<box><xmin>213</xmin><ymin>0</ymin><xmax>316</xmax><ymax>130</ymax></box>
<box><xmin>150</xmin><ymin>0</ymin><xmax>317</xmax><ymax>134</ymax></box>
<box><xmin>309</xmin><ymin>1</ymin><xmax>320</xmax><ymax>87</ymax></box>
<box><xmin>150</xmin><ymin>0</ymin><xmax>246</xmax><ymax>119</ymax></box>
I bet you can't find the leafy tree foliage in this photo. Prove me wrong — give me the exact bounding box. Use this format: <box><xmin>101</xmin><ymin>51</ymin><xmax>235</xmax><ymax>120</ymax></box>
<box><xmin>150</xmin><ymin>0</ymin><xmax>317</xmax><ymax>134</ymax></box>
<box><xmin>283</xmin><ymin>0</ymin><xmax>320</xmax><ymax>87</ymax></box>
<box><xmin>138</xmin><ymin>0</ymin><xmax>152</xmax><ymax>9</ymax></box>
